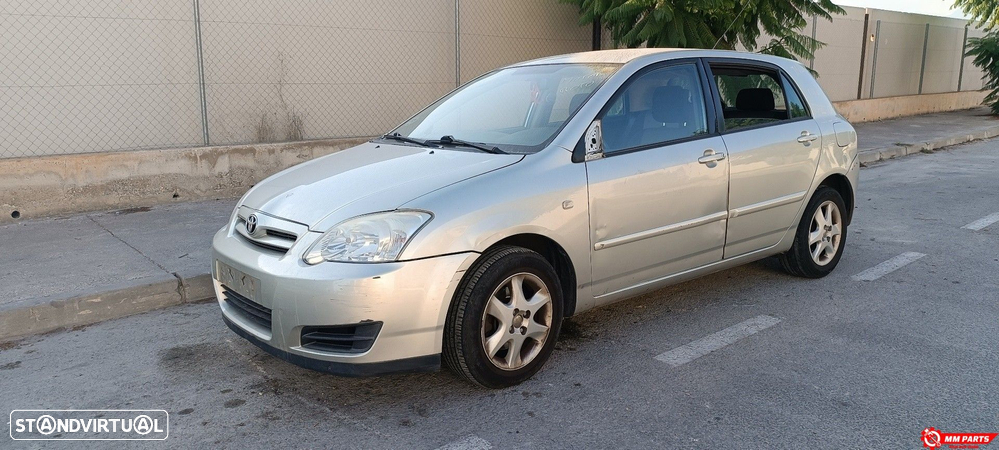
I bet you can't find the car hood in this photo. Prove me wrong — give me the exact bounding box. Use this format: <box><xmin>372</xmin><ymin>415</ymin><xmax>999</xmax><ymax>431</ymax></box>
<box><xmin>240</xmin><ymin>142</ymin><xmax>523</xmax><ymax>230</ymax></box>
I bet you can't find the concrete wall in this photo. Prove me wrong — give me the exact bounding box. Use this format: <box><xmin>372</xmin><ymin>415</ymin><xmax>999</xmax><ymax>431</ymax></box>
<box><xmin>0</xmin><ymin>138</ymin><xmax>366</xmax><ymax>224</ymax></box>
<box><xmin>833</xmin><ymin>90</ymin><xmax>988</xmax><ymax>122</ymax></box>
<box><xmin>859</xmin><ymin>9</ymin><xmax>976</xmax><ymax>99</ymax></box>
<box><xmin>688</xmin><ymin>5</ymin><xmax>981</xmax><ymax>103</ymax></box>
<box><xmin>811</xmin><ymin>6</ymin><xmax>869</xmax><ymax>102</ymax></box>
<box><xmin>811</xmin><ymin>7</ymin><xmax>984</xmax><ymax>102</ymax></box>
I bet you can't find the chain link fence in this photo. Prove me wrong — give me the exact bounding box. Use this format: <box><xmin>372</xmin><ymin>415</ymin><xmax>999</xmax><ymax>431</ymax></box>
<box><xmin>457</xmin><ymin>0</ymin><xmax>590</xmax><ymax>84</ymax></box>
<box><xmin>1</xmin><ymin>0</ymin><xmax>204</xmax><ymax>158</ymax></box>
<box><xmin>0</xmin><ymin>0</ymin><xmax>590</xmax><ymax>158</ymax></box>
<box><xmin>198</xmin><ymin>0</ymin><xmax>461</xmax><ymax>145</ymax></box>
<box><xmin>0</xmin><ymin>1</ymin><xmax>987</xmax><ymax>159</ymax></box>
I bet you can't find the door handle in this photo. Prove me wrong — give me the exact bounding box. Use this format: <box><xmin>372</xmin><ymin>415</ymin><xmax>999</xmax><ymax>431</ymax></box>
<box><xmin>698</xmin><ymin>150</ymin><xmax>726</xmax><ymax>165</ymax></box>
<box><xmin>797</xmin><ymin>132</ymin><xmax>818</xmax><ymax>144</ymax></box>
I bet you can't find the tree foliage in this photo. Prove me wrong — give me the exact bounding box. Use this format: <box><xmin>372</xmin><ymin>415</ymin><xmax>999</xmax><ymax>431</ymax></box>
<box><xmin>954</xmin><ymin>0</ymin><xmax>999</xmax><ymax>30</ymax></box>
<box><xmin>561</xmin><ymin>0</ymin><xmax>844</xmax><ymax>62</ymax></box>
<box><xmin>955</xmin><ymin>0</ymin><xmax>999</xmax><ymax>114</ymax></box>
<box><xmin>965</xmin><ymin>33</ymin><xmax>999</xmax><ymax>114</ymax></box>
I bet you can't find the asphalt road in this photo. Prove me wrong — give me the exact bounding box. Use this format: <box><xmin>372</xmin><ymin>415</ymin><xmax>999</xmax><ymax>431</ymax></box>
<box><xmin>2</xmin><ymin>139</ymin><xmax>998</xmax><ymax>449</ymax></box>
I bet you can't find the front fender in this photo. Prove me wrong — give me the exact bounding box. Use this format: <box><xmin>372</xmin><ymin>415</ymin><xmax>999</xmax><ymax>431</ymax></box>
<box><xmin>399</xmin><ymin>148</ymin><xmax>593</xmax><ymax>309</ymax></box>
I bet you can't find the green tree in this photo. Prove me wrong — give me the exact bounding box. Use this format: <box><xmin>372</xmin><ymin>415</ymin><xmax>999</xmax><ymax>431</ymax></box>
<box><xmin>561</xmin><ymin>0</ymin><xmax>844</xmax><ymax>62</ymax></box>
<box><xmin>965</xmin><ymin>33</ymin><xmax>999</xmax><ymax>113</ymax></box>
<box><xmin>956</xmin><ymin>0</ymin><xmax>999</xmax><ymax>113</ymax></box>
<box><xmin>954</xmin><ymin>0</ymin><xmax>999</xmax><ymax>29</ymax></box>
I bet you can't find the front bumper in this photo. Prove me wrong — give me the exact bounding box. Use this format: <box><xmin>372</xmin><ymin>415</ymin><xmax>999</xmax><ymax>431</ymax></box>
<box><xmin>211</xmin><ymin>225</ymin><xmax>476</xmax><ymax>376</ymax></box>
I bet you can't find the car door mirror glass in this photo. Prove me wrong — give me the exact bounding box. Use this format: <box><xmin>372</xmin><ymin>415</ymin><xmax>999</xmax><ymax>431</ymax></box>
<box><xmin>584</xmin><ymin>119</ymin><xmax>604</xmax><ymax>161</ymax></box>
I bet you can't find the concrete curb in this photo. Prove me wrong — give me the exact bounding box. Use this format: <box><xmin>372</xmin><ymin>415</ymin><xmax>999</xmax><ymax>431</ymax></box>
<box><xmin>857</xmin><ymin>125</ymin><xmax>999</xmax><ymax>166</ymax></box>
<box><xmin>0</xmin><ymin>273</ymin><xmax>214</xmax><ymax>342</ymax></box>
<box><xmin>3</xmin><ymin>124</ymin><xmax>998</xmax><ymax>342</ymax></box>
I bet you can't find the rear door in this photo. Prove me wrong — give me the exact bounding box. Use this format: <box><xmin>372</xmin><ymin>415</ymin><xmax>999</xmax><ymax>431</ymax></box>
<box><xmin>705</xmin><ymin>60</ymin><xmax>821</xmax><ymax>258</ymax></box>
<box><xmin>585</xmin><ymin>60</ymin><xmax>729</xmax><ymax>301</ymax></box>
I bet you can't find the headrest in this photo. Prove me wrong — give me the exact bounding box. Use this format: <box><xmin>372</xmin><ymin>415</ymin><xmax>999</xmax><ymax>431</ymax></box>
<box><xmin>651</xmin><ymin>86</ymin><xmax>693</xmax><ymax>124</ymax></box>
<box><xmin>736</xmin><ymin>88</ymin><xmax>775</xmax><ymax>112</ymax></box>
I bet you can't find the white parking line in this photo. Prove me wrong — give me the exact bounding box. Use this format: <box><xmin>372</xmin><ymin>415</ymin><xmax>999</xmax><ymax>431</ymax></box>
<box><xmin>438</xmin><ymin>435</ymin><xmax>492</xmax><ymax>450</ymax></box>
<box><xmin>962</xmin><ymin>212</ymin><xmax>999</xmax><ymax>231</ymax></box>
<box><xmin>654</xmin><ymin>315</ymin><xmax>781</xmax><ymax>367</ymax></box>
<box><xmin>851</xmin><ymin>252</ymin><xmax>926</xmax><ymax>281</ymax></box>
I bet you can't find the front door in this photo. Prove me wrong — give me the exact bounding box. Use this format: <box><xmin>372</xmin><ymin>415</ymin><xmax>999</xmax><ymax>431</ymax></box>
<box><xmin>706</xmin><ymin>61</ymin><xmax>823</xmax><ymax>258</ymax></box>
<box><xmin>586</xmin><ymin>61</ymin><xmax>729</xmax><ymax>301</ymax></box>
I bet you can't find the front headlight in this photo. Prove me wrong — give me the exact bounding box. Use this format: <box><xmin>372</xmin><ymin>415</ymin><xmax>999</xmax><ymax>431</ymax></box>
<box><xmin>303</xmin><ymin>210</ymin><xmax>432</xmax><ymax>264</ymax></box>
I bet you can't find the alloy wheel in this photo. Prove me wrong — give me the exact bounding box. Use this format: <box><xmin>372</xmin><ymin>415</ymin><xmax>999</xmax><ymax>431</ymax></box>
<box><xmin>809</xmin><ymin>200</ymin><xmax>843</xmax><ymax>266</ymax></box>
<box><xmin>480</xmin><ymin>272</ymin><xmax>553</xmax><ymax>371</ymax></box>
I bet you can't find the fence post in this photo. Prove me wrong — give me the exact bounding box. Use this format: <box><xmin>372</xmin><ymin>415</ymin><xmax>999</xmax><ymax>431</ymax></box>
<box><xmin>857</xmin><ymin>12</ymin><xmax>870</xmax><ymax>100</ymax></box>
<box><xmin>455</xmin><ymin>0</ymin><xmax>461</xmax><ymax>87</ymax></box>
<box><xmin>870</xmin><ymin>20</ymin><xmax>881</xmax><ymax>99</ymax></box>
<box><xmin>592</xmin><ymin>17</ymin><xmax>602</xmax><ymax>51</ymax></box>
<box><xmin>958</xmin><ymin>24</ymin><xmax>969</xmax><ymax>92</ymax></box>
<box><xmin>918</xmin><ymin>23</ymin><xmax>929</xmax><ymax>94</ymax></box>
<box><xmin>192</xmin><ymin>0</ymin><xmax>209</xmax><ymax>146</ymax></box>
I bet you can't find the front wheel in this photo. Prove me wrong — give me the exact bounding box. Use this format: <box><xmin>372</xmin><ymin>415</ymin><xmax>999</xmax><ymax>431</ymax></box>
<box><xmin>779</xmin><ymin>186</ymin><xmax>848</xmax><ymax>278</ymax></box>
<box><xmin>443</xmin><ymin>246</ymin><xmax>563</xmax><ymax>388</ymax></box>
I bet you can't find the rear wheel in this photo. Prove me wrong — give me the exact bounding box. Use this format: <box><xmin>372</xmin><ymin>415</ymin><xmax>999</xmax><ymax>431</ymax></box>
<box><xmin>443</xmin><ymin>246</ymin><xmax>563</xmax><ymax>388</ymax></box>
<box><xmin>779</xmin><ymin>186</ymin><xmax>847</xmax><ymax>278</ymax></box>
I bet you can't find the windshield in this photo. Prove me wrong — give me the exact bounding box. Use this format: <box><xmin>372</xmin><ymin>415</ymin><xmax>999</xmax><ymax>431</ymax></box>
<box><xmin>389</xmin><ymin>63</ymin><xmax>620</xmax><ymax>154</ymax></box>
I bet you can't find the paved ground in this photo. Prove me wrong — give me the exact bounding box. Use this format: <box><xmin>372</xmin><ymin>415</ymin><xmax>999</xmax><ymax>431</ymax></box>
<box><xmin>855</xmin><ymin>106</ymin><xmax>997</xmax><ymax>150</ymax></box>
<box><xmin>2</xmin><ymin>134</ymin><xmax>997</xmax><ymax>448</ymax></box>
<box><xmin>0</xmin><ymin>200</ymin><xmax>232</xmax><ymax>313</ymax></box>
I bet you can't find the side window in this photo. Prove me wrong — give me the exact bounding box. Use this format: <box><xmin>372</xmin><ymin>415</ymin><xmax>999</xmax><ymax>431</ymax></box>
<box><xmin>781</xmin><ymin>74</ymin><xmax>809</xmax><ymax>119</ymax></box>
<box><xmin>599</xmin><ymin>63</ymin><xmax>708</xmax><ymax>153</ymax></box>
<box><xmin>711</xmin><ymin>65</ymin><xmax>802</xmax><ymax>131</ymax></box>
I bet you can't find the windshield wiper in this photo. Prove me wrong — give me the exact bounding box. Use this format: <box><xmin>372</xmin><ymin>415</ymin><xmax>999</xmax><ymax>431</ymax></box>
<box><xmin>425</xmin><ymin>135</ymin><xmax>506</xmax><ymax>154</ymax></box>
<box><xmin>380</xmin><ymin>133</ymin><xmax>435</xmax><ymax>148</ymax></box>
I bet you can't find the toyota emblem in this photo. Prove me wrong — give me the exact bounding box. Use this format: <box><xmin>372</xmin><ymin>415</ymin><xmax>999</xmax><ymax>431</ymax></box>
<box><xmin>246</xmin><ymin>214</ymin><xmax>258</xmax><ymax>234</ymax></box>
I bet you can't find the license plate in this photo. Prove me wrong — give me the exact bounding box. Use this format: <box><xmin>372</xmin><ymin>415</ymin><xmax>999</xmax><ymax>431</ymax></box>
<box><xmin>216</xmin><ymin>260</ymin><xmax>259</xmax><ymax>302</ymax></box>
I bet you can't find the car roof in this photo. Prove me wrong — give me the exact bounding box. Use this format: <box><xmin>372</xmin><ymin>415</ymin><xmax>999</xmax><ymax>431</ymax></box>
<box><xmin>511</xmin><ymin>48</ymin><xmax>799</xmax><ymax>68</ymax></box>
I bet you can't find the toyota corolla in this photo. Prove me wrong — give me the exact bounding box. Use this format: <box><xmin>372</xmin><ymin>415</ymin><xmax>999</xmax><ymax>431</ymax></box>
<box><xmin>212</xmin><ymin>49</ymin><xmax>859</xmax><ymax>388</ymax></box>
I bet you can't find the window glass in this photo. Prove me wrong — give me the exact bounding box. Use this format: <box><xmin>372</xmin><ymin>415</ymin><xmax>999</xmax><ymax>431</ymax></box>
<box><xmin>599</xmin><ymin>63</ymin><xmax>708</xmax><ymax>153</ymax></box>
<box><xmin>392</xmin><ymin>64</ymin><xmax>619</xmax><ymax>154</ymax></box>
<box><xmin>712</xmin><ymin>66</ymin><xmax>802</xmax><ymax>131</ymax></box>
<box><xmin>782</xmin><ymin>74</ymin><xmax>809</xmax><ymax>119</ymax></box>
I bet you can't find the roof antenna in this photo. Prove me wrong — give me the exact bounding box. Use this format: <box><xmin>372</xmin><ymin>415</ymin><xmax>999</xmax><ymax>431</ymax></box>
<box><xmin>713</xmin><ymin>0</ymin><xmax>752</xmax><ymax>49</ymax></box>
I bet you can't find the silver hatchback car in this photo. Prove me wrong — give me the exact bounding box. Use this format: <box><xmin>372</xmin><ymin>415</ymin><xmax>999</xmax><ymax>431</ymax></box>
<box><xmin>212</xmin><ymin>49</ymin><xmax>858</xmax><ymax>388</ymax></box>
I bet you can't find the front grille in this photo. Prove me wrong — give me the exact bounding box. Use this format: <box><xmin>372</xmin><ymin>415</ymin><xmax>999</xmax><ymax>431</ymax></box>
<box><xmin>233</xmin><ymin>211</ymin><xmax>303</xmax><ymax>254</ymax></box>
<box><xmin>266</xmin><ymin>229</ymin><xmax>297</xmax><ymax>241</ymax></box>
<box><xmin>222</xmin><ymin>286</ymin><xmax>272</xmax><ymax>330</ymax></box>
<box><xmin>235</xmin><ymin>232</ymin><xmax>288</xmax><ymax>253</ymax></box>
<box><xmin>301</xmin><ymin>322</ymin><xmax>382</xmax><ymax>354</ymax></box>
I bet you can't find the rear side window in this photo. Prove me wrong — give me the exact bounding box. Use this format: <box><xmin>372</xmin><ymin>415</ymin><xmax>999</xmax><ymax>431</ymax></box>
<box><xmin>711</xmin><ymin>65</ymin><xmax>807</xmax><ymax>131</ymax></box>
<box><xmin>599</xmin><ymin>63</ymin><xmax>709</xmax><ymax>153</ymax></box>
<box><xmin>781</xmin><ymin>74</ymin><xmax>808</xmax><ymax>119</ymax></box>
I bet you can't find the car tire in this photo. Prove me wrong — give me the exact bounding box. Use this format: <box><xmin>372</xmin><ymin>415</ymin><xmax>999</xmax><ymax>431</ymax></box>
<box><xmin>443</xmin><ymin>246</ymin><xmax>564</xmax><ymax>388</ymax></box>
<box><xmin>779</xmin><ymin>186</ymin><xmax>848</xmax><ymax>278</ymax></box>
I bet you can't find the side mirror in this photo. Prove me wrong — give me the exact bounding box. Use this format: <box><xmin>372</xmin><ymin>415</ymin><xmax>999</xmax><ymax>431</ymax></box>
<box><xmin>584</xmin><ymin>120</ymin><xmax>604</xmax><ymax>161</ymax></box>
